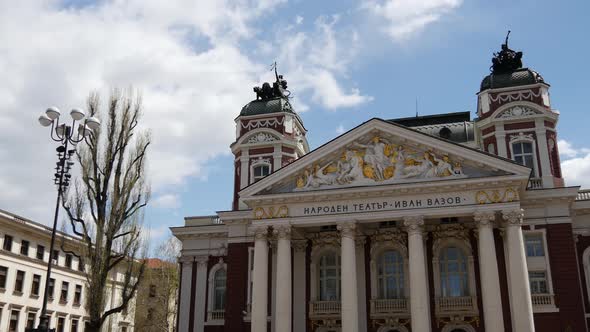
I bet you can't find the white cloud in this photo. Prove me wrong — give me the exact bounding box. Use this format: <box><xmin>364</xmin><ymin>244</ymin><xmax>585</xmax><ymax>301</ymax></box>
<box><xmin>559</xmin><ymin>140</ymin><xmax>590</xmax><ymax>189</ymax></box>
<box><xmin>336</xmin><ymin>124</ymin><xmax>345</xmax><ymax>135</ymax></box>
<box><xmin>362</xmin><ymin>0</ymin><xmax>463</xmax><ymax>41</ymax></box>
<box><xmin>152</xmin><ymin>194</ymin><xmax>181</xmax><ymax>209</ymax></box>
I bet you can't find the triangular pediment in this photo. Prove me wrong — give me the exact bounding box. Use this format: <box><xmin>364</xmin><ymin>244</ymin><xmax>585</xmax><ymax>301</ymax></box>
<box><xmin>240</xmin><ymin>118</ymin><xmax>531</xmax><ymax>198</ymax></box>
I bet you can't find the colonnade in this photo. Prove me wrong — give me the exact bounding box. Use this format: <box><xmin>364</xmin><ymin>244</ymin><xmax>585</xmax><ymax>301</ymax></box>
<box><xmin>249</xmin><ymin>209</ymin><xmax>535</xmax><ymax>332</ymax></box>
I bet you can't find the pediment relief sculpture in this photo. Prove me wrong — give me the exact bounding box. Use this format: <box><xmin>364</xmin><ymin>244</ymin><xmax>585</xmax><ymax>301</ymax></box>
<box><xmin>295</xmin><ymin>135</ymin><xmax>465</xmax><ymax>190</ymax></box>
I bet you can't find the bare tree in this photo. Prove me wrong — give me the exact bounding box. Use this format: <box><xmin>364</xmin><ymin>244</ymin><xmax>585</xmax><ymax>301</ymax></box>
<box><xmin>62</xmin><ymin>89</ymin><xmax>151</xmax><ymax>332</ymax></box>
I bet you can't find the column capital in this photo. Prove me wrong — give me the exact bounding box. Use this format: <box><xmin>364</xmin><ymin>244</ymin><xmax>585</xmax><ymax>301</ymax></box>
<box><xmin>252</xmin><ymin>225</ymin><xmax>269</xmax><ymax>240</ymax></box>
<box><xmin>403</xmin><ymin>216</ymin><xmax>424</xmax><ymax>235</ymax></box>
<box><xmin>355</xmin><ymin>236</ymin><xmax>366</xmax><ymax>248</ymax></box>
<box><xmin>273</xmin><ymin>224</ymin><xmax>292</xmax><ymax>240</ymax></box>
<box><xmin>292</xmin><ymin>240</ymin><xmax>307</xmax><ymax>252</ymax></box>
<box><xmin>337</xmin><ymin>222</ymin><xmax>357</xmax><ymax>239</ymax></box>
<box><xmin>474</xmin><ymin>210</ymin><xmax>496</xmax><ymax>228</ymax></box>
<box><xmin>502</xmin><ymin>209</ymin><xmax>524</xmax><ymax>227</ymax></box>
<box><xmin>195</xmin><ymin>255</ymin><xmax>209</xmax><ymax>267</ymax></box>
<box><xmin>178</xmin><ymin>255</ymin><xmax>194</xmax><ymax>264</ymax></box>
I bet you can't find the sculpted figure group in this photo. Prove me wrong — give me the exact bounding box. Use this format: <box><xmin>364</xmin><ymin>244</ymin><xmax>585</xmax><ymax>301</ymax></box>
<box><xmin>296</xmin><ymin>136</ymin><xmax>463</xmax><ymax>189</ymax></box>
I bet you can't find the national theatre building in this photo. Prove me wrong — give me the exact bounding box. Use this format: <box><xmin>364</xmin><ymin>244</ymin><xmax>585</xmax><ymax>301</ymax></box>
<box><xmin>171</xmin><ymin>39</ymin><xmax>590</xmax><ymax>332</ymax></box>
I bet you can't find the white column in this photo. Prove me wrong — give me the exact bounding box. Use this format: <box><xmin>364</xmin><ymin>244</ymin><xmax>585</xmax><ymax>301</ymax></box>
<box><xmin>474</xmin><ymin>211</ymin><xmax>505</xmax><ymax>332</ymax></box>
<box><xmin>274</xmin><ymin>225</ymin><xmax>292</xmax><ymax>332</ymax></box>
<box><xmin>194</xmin><ymin>256</ymin><xmax>209</xmax><ymax>332</ymax></box>
<box><xmin>403</xmin><ymin>216</ymin><xmax>431</xmax><ymax>332</ymax></box>
<box><xmin>178</xmin><ymin>256</ymin><xmax>194</xmax><ymax>332</ymax></box>
<box><xmin>251</xmin><ymin>226</ymin><xmax>269</xmax><ymax>332</ymax></box>
<box><xmin>292</xmin><ymin>240</ymin><xmax>307</xmax><ymax>332</ymax></box>
<box><xmin>502</xmin><ymin>209</ymin><xmax>535</xmax><ymax>332</ymax></box>
<box><xmin>535</xmin><ymin>118</ymin><xmax>553</xmax><ymax>188</ymax></box>
<box><xmin>271</xmin><ymin>243</ymin><xmax>277</xmax><ymax>332</ymax></box>
<box><xmin>338</xmin><ymin>222</ymin><xmax>359</xmax><ymax>332</ymax></box>
<box><xmin>355</xmin><ymin>237</ymin><xmax>367</xmax><ymax>332</ymax></box>
<box><xmin>495</xmin><ymin>123</ymin><xmax>508</xmax><ymax>158</ymax></box>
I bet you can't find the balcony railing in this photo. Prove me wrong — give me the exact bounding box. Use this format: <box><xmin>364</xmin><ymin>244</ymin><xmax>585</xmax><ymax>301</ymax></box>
<box><xmin>576</xmin><ymin>190</ymin><xmax>590</xmax><ymax>201</ymax></box>
<box><xmin>309</xmin><ymin>301</ymin><xmax>341</xmax><ymax>316</ymax></box>
<box><xmin>207</xmin><ymin>310</ymin><xmax>225</xmax><ymax>321</ymax></box>
<box><xmin>370</xmin><ymin>298</ymin><xmax>409</xmax><ymax>315</ymax></box>
<box><xmin>532</xmin><ymin>293</ymin><xmax>555</xmax><ymax>307</ymax></box>
<box><xmin>436</xmin><ymin>296</ymin><xmax>476</xmax><ymax>313</ymax></box>
<box><xmin>527</xmin><ymin>178</ymin><xmax>543</xmax><ymax>189</ymax></box>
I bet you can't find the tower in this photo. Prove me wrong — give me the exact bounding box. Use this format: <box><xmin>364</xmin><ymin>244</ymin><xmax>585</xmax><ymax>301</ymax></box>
<box><xmin>475</xmin><ymin>32</ymin><xmax>563</xmax><ymax>189</ymax></box>
<box><xmin>231</xmin><ymin>70</ymin><xmax>309</xmax><ymax>209</ymax></box>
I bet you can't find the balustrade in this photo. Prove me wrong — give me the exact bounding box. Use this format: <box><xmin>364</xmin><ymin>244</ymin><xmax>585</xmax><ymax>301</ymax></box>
<box><xmin>531</xmin><ymin>294</ymin><xmax>555</xmax><ymax>307</ymax></box>
<box><xmin>208</xmin><ymin>310</ymin><xmax>225</xmax><ymax>321</ymax></box>
<box><xmin>309</xmin><ymin>301</ymin><xmax>341</xmax><ymax>316</ymax></box>
<box><xmin>436</xmin><ymin>296</ymin><xmax>476</xmax><ymax>313</ymax></box>
<box><xmin>370</xmin><ymin>298</ymin><xmax>409</xmax><ymax>315</ymax></box>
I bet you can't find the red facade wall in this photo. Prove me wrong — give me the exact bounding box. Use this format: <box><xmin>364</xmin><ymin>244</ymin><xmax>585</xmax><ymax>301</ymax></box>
<box><xmin>504</xmin><ymin>121</ymin><xmax>535</xmax><ymax>131</ymax></box>
<box><xmin>547</xmin><ymin>130</ymin><xmax>563</xmax><ymax>178</ymax></box>
<box><xmin>576</xmin><ymin>235</ymin><xmax>590</xmax><ymax>311</ymax></box>
<box><xmin>538</xmin><ymin>224</ymin><xmax>587</xmax><ymax>332</ymax></box>
<box><xmin>481</xmin><ymin>87</ymin><xmax>545</xmax><ymax>120</ymax></box>
<box><xmin>224</xmin><ymin>243</ymin><xmax>251</xmax><ymax>332</ymax></box>
<box><xmin>482</xmin><ymin>126</ymin><xmax>495</xmax><ymax>136</ymax></box>
<box><xmin>483</xmin><ymin>136</ymin><xmax>497</xmax><ymax>155</ymax></box>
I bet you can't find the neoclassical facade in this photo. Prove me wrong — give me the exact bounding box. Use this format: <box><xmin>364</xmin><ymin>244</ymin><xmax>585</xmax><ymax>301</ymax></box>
<box><xmin>172</xmin><ymin>40</ymin><xmax>590</xmax><ymax>332</ymax></box>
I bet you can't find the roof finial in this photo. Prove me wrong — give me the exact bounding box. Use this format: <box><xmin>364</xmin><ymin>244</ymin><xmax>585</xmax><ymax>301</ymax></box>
<box><xmin>253</xmin><ymin>62</ymin><xmax>290</xmax><ymax>100</ymax></box>
<box><xmin>490</xmin><ymin>31</ymin><xmax>523</xmax><ymax>74</ymax></box>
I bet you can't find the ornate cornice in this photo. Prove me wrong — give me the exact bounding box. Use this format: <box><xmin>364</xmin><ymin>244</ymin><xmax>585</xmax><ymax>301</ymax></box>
<box><xmin>502</xmin><ymin>209</ymin><xmax>524</xmax><ymax>226</ymax></box>
<box><xmin>403</xmin><ymin>216</ymin><xmax>424</xmax><ymax>235</ymax></box>
<box><xmin>307</xmin><ymin>232</ymin><xmax>340</xmax><ymax>248</ymax></box>
<box><xmin>371</xmin><ymin>228</ymin><xmax>407</xmax><ymax>248</ymax></box>
<box><xmin>337</xmin><ymin>222</ymin><xmax>357</xmax><ymax>239</ymax></box>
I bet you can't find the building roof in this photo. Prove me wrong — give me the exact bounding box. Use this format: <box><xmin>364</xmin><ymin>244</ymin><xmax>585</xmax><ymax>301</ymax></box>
<box><xmin>240</xmin><ymin>97</ymin><xmax>295</xmax><ymax>116</ymax></box>
<box><xmin>144</xmin><ymin>258</ymin><xmax>175</xmax><ymax>269</ymax></box>
<box><xmin>389</xmin><ymin>111</ymin><xmax>474</xmax><ymax>143</ymax></box>
<box><xmin>480</xmin><ymin>67</ymin><xmax>545</xmax><ymax>91</ymax></box>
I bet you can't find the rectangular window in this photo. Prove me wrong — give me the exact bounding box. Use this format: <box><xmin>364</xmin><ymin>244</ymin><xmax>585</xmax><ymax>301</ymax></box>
<box><xmin>0</xmin><ymin>265</ymin><xmax>7</xmax><ymax>288</ymax></box>
<box><xmin>48</xmin><ymin>278</ymin><xmax>55</xmax><ymax>300</ymax></box>
<box><xmin>26</xmin><ymin>312</ymin><xmax>36</xmax><ymax>329</ymax></box>
<box><xmin>74</xmin><ymin>284</ymin><xmax>82</xmax><ymax>305</ymax></box>
<box><xmin>37</xmin><ymin>245</ymin><xmax>45</xmax><ymax>260</ymax></box>
<box><xmin>149</xmin><ymin>284</ymin><xmax>156</xmax><ymax>297</ymax></box>
<box><xmin>3</xmin><ymin>235</ymin><xmax>13</xmax><ymax>251</ymax></box>
<box><xmin>20</xmin><ymin>240</ymin><xmax>30</xmax><ymax>256</ymax></box>
<box><xmin>60</xmin><ymin>281</ymin><xmax>69</xmax><ymax>303</ymax></box>
<box><xmin>65</xmin><ymin>254</ymin><xmax>73</xmax><ymax>269</ymax></box>
<box><xmin>525</xmin><ymin>234</ymin><xmax>545</xmax><ymax>257</ymax></box>
<box><xmin>57</xmin><ymin>316</ymin><xmax>65</xmax><ymax>332</ymax></box>
<box><xmin>52</xmin><ymin>250</ymin><xmax>59</xmax><ymax>265</ymax></box>
<box><xmin>9</xmin><ymin>310</ymin><xmax>19</xmax><ymax>332</ymax></box>
<box><xmin>15</xmin><ymin>270</ymin><xmax>25</xmax><ymax>293</ymax></box>
<box><xmin>529</xmin><ymin>271</ymin><xmax>548</xmax><ymax>294</ymax></box>
<box><xmin>78</xmin><ymin>257</ymin><xmax>85</xmax><ymax>272</ymax></box>
<box><xmin>31</xmin><ymin>274</ymin><xmax>41</xmax><ymax>296</ymax></box>
<box><xmin>71</xmin><ymin>319</ymin><xmax>79</xmax><ymax>332</ymax></box>
<box><xmin>121</xmin><ymin>326</ymin><xmax>128</xmax><ymax>332</ymax></box>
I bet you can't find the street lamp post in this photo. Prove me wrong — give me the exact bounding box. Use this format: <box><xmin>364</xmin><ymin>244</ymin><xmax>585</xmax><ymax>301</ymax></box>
<box><xmin>29</xmin><ymin>107</ymin><xmax>100</xmax><ymax>332</ymax></box>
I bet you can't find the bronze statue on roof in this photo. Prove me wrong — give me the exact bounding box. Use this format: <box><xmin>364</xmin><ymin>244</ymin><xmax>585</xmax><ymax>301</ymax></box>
<box><xmin>253</xmin><ymin>62</ymin><xmax>290</xmax><ymax>100</ymax></box>
<box><xmin>491</xmin><ymin>31</ymin><xmax>523</xmax><ymax>74</ymax></box>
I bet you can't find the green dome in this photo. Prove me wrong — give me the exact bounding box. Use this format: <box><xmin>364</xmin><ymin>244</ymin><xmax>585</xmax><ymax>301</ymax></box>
<box><xmin>480</xmin><ymin>68</ymin><xmax>544</xmax><ymax>92</ymax></box>
<box><xmin>240</xmin><ymin>97</ymin><xmax>295</xmax><ymax>116</ymax></box>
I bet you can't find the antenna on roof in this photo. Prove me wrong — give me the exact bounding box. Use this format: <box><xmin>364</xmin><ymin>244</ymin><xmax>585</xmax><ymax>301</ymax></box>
<box><xmin>415</xmin><ymin>97</ymin><xmax>419</xmax><ymax>117</ymax></box>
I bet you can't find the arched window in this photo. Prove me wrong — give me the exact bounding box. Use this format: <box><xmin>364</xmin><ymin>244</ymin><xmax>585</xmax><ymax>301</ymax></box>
<box><xmin>377</xmin><ymin>250</ymin><xmax>404</xmax><ymax>299</ymax></box>
<box><xmin>213</xmin><ymin>268</ymin><xmax>226</xmax><ymax>310</ymax></box>
<box><xmin>439</xmin><ymin>247</ymin><xmax>468</xmax><ymax>297</ymax></box>
<box><xmin>319</xmin><ymin>252</ymin><xmax>340</xmax><ymax>301</ymax></box>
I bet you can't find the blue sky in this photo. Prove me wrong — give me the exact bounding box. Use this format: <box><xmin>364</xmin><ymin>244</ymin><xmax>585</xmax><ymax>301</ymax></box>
<box><xmin>0</xmin><ymin>0</ymin><xmax>589</xmax><ymax>252</ymax></box>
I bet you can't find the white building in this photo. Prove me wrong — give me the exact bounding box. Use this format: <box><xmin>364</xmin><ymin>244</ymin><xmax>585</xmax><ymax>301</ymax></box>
<box><xmin>0</xmin><ymin>208</ymin><xmax>135</xmax><ymax>332</ymax></box>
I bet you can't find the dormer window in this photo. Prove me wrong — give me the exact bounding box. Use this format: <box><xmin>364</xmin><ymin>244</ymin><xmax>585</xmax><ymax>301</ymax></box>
<box><xmin>512</xmin><ymin>141</ymin><xmax>536</xmax><ymax>176</ymax></box>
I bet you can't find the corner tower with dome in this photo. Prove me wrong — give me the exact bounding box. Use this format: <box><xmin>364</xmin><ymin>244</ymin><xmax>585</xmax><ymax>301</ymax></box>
<box><xmin>172</xmin><ymin>37</ymin><xmax>590</xmax><ymax>332</ymax></box>
<box><xmin>231</xmin><ymin>70</ymin><xmax>309</xmax><ymax>210</ymax></box>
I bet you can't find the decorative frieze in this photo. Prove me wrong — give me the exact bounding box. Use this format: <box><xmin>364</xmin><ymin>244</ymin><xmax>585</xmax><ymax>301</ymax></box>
<box><xmin>489</xmin><ymin>89</ymin><xmax>542</xmax><ymax>103</ymax></box>
<box><xmin>241</xmin><ymin>117</ymin><xmax>284</xmax><ymax>130</ymax></box>
<box><xmin>253</xmin><ymin>205</ymin><xmax>289</xmax><ymax>219</ymax></box>
<box><xmin>246</xmin><ymin>132</ymin><xmax>279</xmax><ymax>144</ymax></box>
<box><xmin>475</xmin><ymin>187</ymin><xmax>518</xmax><ymax>204</ymax></box>
<box><xmin>496</xmin><ymin>105</ymin><xmax>541</xmax><ymax>119</ymax></box>
<box><xmin>432</xmin><ymin>224</ymin><xmax>472</xmax><ymax>253</ymax></box>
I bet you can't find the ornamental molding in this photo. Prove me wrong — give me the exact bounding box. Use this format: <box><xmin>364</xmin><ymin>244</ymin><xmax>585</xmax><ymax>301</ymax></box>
<box><xmin>251</xmin><ymin>156</ymin><xmax>272</xmax><ymax>167</ymax></box>
<box><xmin>370</xmin><ymin>229</ymin><xmax>407</xmax><ymax>251</ymax></box>
<box><xmin>292</xmin><ymin>240</ymin><xmax>308</xmax><ymax>252</ymax></box>
<box><xmin>307</xmin><ymin>232</ymin><xmax>340</xmax><ymax>250</ymax></box>
<box><xmin>489</xmin><ymin>89</ymin><xmax>542</xmax><ymax>103</ymax></box>
<box><xmin>496</xmin><ymin>105</ymin><xmax>541</xmax><ymax>119</ymax></box>
<box><xmin>432</xmin><ymin>224</ymin><xmax>472</xmax><ymax>253</ymax></box>
<box><xmin>403</xmin><ymin>216</ymin><xmax>424</xmax><ymax>235</ymax></box>
<box><xmin>473</xmin><ymin>211</ymin><xmax>496</xmax><ymax>227</ymax></box>
<box><xmin>253</xmin><ymin>205</ymin><xmax>288</xmax><ymax>219</ymax></box>
<box><xmin>509</xmin><ymin>132</ymin><xmax>535</xmax><ymax>143</ymax></box>
<box><xmin>295</xmin><ymin>135</ymin><xmax>464</xmax><ymax>190</ymax></box>
<box><xmin>181</xmin><ymin>232</ymin><xmax>227</xmax><ymax>240</ymax></box>
<box><xmin>241</xmin><ymin>117</ymin><xmax>284</xmax><ymax>130</ymax></box>
<box><xmin>251</xmin><ymin>225</ymin><xmax>269</xmax><ymax>240</ymax></box>
<box><xmin>475</xmin><ymin>187</ymin><xmax>519</xmax><ymax>204</ymax></box>
<box><xmin>246</xmin><ymin>132</ymin><xmax>279</xmax><ymax>144</ymax></box>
